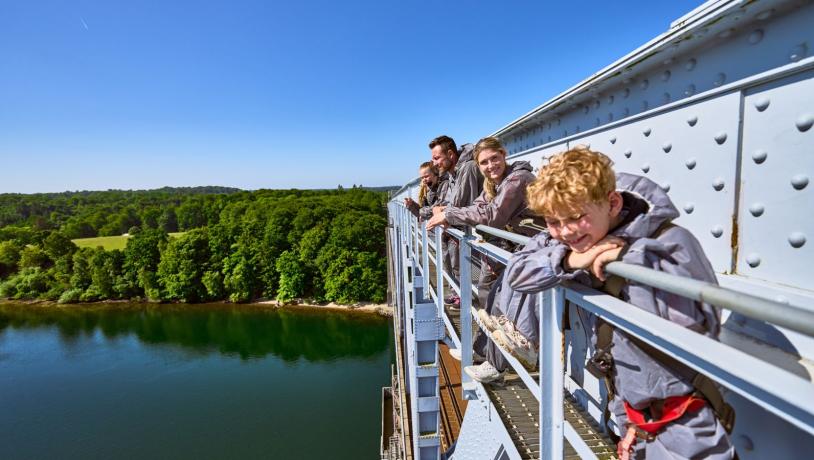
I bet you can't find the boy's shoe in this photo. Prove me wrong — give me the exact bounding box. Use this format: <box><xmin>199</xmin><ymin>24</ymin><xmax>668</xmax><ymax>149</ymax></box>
<box><xmin>449</xmin><ymin>348</ymin><xmax>485</xmax><ymax>363</ymax></box>
<box><xmin>477</xmin><ymin>309</ymin><xmax>510</xmax><ymax>333</ymax></box>
<box><xmin>464</xmin><ymin>361</ymin><xmax>505</xmax><ymax>384</ymax></box>
<box><xmin>493</xmin><ymin>329</ymin><xmax>538</xmax><ymax>371</ymax></box>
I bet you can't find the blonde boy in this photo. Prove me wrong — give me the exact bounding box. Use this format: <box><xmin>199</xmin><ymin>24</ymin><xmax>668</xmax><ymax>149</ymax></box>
<box><xmin>504</xmin><ymin>147</ymin><xmax>734</xmax><ymax>459</ymax></box>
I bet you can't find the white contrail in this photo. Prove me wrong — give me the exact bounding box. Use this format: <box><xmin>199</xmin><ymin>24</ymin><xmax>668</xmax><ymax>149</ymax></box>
<box><xmin>80</xmin><ymin>16</ymin><xmax>89</xmax><ymax>30</ymax></box>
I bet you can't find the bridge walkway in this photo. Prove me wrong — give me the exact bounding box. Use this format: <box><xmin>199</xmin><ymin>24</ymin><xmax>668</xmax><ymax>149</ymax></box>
<box><xmin>426</xmin><ymin>252</ymin><xmax>617</xmax><ymax>459</ymax></box>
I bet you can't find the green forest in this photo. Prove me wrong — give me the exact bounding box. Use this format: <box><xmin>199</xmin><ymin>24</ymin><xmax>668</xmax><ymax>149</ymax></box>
<box><xmin>0</xmin><ymin>187</ymin><xmax>388</xmax><ymax>304</ymax></box>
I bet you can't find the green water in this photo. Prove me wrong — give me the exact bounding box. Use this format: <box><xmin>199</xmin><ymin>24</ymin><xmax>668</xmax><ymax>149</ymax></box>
<box><xmin>0</xmin><ymin>302</ymin><xmax>393</xmax><ymax>459</ymax></box>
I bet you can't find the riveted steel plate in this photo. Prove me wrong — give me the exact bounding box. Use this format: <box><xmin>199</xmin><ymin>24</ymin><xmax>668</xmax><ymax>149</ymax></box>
<box><xmin>738</xmin><ymin>69</ymin><xmax>814</xmax><ymax>287</ymax></box>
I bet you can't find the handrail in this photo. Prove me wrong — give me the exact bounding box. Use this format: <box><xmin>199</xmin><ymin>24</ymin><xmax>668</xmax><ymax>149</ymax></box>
<box><xmin>469</xmin><ymin>223</ymin><xmax>814</xmax><ymax>338</ymax></box>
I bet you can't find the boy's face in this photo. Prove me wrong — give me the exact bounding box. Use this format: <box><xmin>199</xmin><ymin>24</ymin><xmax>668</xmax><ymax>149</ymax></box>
<box><xmin>544</xmin><ymin>192</ymin><xmax>623</xmax><ymax>253</ymax></box>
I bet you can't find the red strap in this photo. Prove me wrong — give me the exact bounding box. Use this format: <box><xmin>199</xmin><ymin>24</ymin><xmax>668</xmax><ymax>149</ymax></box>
<box><xmin>624</xmin><ymin>395</ymin><xmax>706</xmax><ymax>434</ymax></box>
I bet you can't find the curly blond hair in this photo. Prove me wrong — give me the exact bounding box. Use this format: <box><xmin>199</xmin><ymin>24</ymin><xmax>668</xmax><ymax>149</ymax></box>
<box><xmin>474</xmin><ymin>137</ymin><xmax>508</xmax><ymax>202</ymax></box>
<box><xmin>526</xmin><ymin>146</ymin><xmax>616</xmax><ymax>217</ymax></box>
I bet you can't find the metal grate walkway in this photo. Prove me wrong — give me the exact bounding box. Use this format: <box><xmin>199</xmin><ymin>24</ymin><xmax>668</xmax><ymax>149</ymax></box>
<box><xmin>485</xmin><ymin>376</ymin><xmax>618</xmax><ymax>460</ymax></box>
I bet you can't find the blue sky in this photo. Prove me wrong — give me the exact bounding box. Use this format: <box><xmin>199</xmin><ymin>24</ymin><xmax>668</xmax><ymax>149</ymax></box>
<box><xmin>0</xmin><ymin>0</ymin><xmax>701</xmax><ymax>193</ymax></box>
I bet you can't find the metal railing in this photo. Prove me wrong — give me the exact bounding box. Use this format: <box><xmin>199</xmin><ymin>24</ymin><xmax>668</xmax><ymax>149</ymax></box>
<box><xmin>389</xmin><ymin>201</ymin><xmax>814</xmax><ymax>460</ymax></box>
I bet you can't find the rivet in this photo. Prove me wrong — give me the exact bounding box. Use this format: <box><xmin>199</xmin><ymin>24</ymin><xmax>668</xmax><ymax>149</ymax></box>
<box><xmin>712</xmin><ymin>178</ymin><xmax>725</xmax><ymax>191</ymax></box>
<box><xmin>685</xmin><ymin>84</ymin><xmax>696</xmax><ymax>96</ymax></box>
<box><xmin>714</xmin><ymin>72</ymin><xmax>727</xmax><ymax>86</ymax></box>
<box><xmin>791</xmin><ymin>174</ymin><xmax>809</xmax><ymax>190</ymax></box>
<box><xmin>685</xmin><ymin>58</ymin><xmax>697</xmax><ymax>71</ymax></box>
<box><xmin>789</xmin><ymin>44</ymin><xmax>808</xmax><ymax>62</ymax></box>
<box><xmin>756</xmin><ymin>9</ymin><xmax>773</xmax><ymax>20</ymax></box>
<box><xmin>610</xmin><ymin>136</ymin><xmax>617</xmax><ymax>144</ymax></box>
<box><xmin>556</xmin><ymin>119</ymin><xmax>561</xmax><ymax>126</ymax></box>
<box><xmin>623</xmin><ymin>78</ymin><xmax>633</xmax><ymax>84</ymax></box>
<box><xmin>661</xmin><ymin>70</ymin><xmax>671</xmax><ymax>82</ymax></box>
<box><xmin>662</xmin><ymin>58</ymin><xmax>674</xmax><ymax>66</ymax></box>
<box><xmin>749</xmin><ymin>203</ymin><xmax>765</xmax><ymax>217</ymax></box>
<box><xmin>608</xmin><ymin>95</ymin><xmax>615</xmax><ymax>105</ymax></box>
<box><xmin>623</xmin><ymin>107</ymin><xmax>630</xmax><ymax>116</ymax></box>
<box><xmin>594</xmin><ymin>100</ymin><xmax>601</xmax><ymax>109</ymax></box>
<box><xmin>643</xmin><ymin>127</ymin><xmax>652</xmax><ymax>137</ymax></box>
<box><xmin>746</xmin><ymin>253</ymin><xmax>761</xmax><ymax>268</ymax></box>
<box><xmin>714</xmin><ymin>132</ymin><xmax>727</xmax><ymax>145</ymax></box>
<box><xmin>595</xmin><ymin>117</ymin><xmax>601</xmax><ymax>126</ymax></box>
<box><xmin>662</xmin><ymin>92</ymin><xmax>671</xmax><ymax>103</ymax></box>
<box><xmin>752</xmin><ymin>150</ymin><xmax>767</xmax><ymax>164</ymax></box>
<box><xmin>737</xmin><ymin>435</ymin><xmax>755</xmax><ymax>452</ymax></box>
<box><xmin>641</xmin><ymin>163</ymin><xmax>650</xmax><ymax>173</ymax></box>
<box><xmin>686</xmin><ymin>158</ymin><xmax>697</xmax><ymax>169</ymax></box>
<box><xmin>753</xmin><ymin>97</ymin><xmax>770</xmax><ymax>112</ymax></box>
<box><xmin>661</xmin><ymin>182</ymin><xmax>671</xmax><ymax>192</ymax></box>
<box><xmin>662</xmin><ymin>142</ymin><xmax>672</xmax><ymax>153</ymax></box>
<box><xmin>608</xmin><ymin>112</ymin><xmax>614</xmax><ymax>122</ymax></box>
<box><xmin>687</xmin><ymin>116</ymin><xmax>698</xmax><ymax>127</ymax></box>
<box><xmin>583</xmin><ymin>106</ymin><xmax>589</xmax><ymax>114</ymax></box>
<box><xmin>624</xmin><ymin>150</ymin><xmax>632</xmax><ymax>158</ymax></box>
<box><xmin>684</xmin><ymin>203</ymin><xmax>695</xmax><ymax>214</ymax></box>
<box><xmin>640</xmin><ymin>79</ymin><xmax>649</xmax><ymax>90</ymax></box>
<box><xmin>796</xmin><ymin>113</ymin><xmax>814</xmax><ymax>132</ymax></box>
<box><xmin>748</xmin><ymin>29</ymin><xmax>764</xmax><ymax>44</ymax></box>
<box><xmin>718</xmin><ymin>29</ymin><xmax>733</xmax><ymax>39</ymax></box>
<box><xmin>623</xmin><ymin>88</ymin><xmax>631</xmax><ymax>98</ymax></box>
<box><xmin>711</xmin><ymin>226</ymin><xmax>724</xmax><ymax>238</ymax></box>
<box><xmin>775</xmin><ymin>296</ymin><xmax>789</xmax><ymax>305</ymax></box>
<box><xmin>787</xmin><ymin>232</ymin><xmax>807</xmax><ymax>248</ymax></box>
<box><xmin>642</xmin><ymin>100</ymin><xmax>649</xmax><ymax>110</ymax></box>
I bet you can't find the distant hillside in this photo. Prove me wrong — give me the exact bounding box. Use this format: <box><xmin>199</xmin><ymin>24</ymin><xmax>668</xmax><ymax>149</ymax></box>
<box><xmin>0</xmin><ymin>186</ymin><xmax>242</xmax><ymax>198</ymax></box>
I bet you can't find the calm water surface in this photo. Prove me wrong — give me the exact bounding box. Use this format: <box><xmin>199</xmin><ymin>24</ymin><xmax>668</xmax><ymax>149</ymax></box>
<box><xmin>0</xmin><ymin>302</ymin><xmax>393</xmax><ymax>459</ymax></box>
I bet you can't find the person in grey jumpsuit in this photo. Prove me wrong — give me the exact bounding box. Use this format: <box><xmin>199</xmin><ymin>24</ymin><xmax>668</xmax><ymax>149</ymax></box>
<box><xmin>426</xmin><ymin>137</ymin><xmax>544</xmax><ymax>373</ymax></box>
<box><xmin>505</xmin><ymin>146</ymin><xmax>734</xmax><ymax>459</ymax></box>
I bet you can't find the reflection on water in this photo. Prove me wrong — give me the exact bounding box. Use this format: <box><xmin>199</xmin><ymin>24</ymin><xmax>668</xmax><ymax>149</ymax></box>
<box><xmin>0</xmin><ymin>302</ymin><xmax>389</xmax><ymax>362</ymax></box>
<box><xmin>0</xmin><ymin>302</ymin><xmax>392</xmax><ymax>460</ymax></box>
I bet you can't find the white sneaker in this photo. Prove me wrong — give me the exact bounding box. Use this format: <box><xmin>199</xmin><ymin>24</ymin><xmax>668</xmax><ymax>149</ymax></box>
<box><xmin>493</xmin><ymin>329</ymin><xmax>538</xmax><ymax>371</ymax></box>
<box><xmin>477</xmin><ymin>309</ymin><xmax>510</xmax><ymax>333</ymax></box>
<box><xmin>464</xmin><ymin>361</ymin><xmax>505</xmax><ymax>384</ymax></box>
<box><xmin>449</xmin><ymin>348</ymin><xmax>485</xmax><ymax>363</ymax></box>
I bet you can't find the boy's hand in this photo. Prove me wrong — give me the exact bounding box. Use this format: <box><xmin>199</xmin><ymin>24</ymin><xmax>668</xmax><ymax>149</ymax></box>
<box><xmin>565</xmin><ymin>236</ymin><xmax>625</xmax><ymax>271</ymax></box>
<box><xmin>432</xmin><ymin>205</ymin><xmax>446</xmax><ymax>216</ymax></box>
<box><xmin>591</xmin><ymin>245</ymin><xmax>625</xmax><ymax>281</ymax></box>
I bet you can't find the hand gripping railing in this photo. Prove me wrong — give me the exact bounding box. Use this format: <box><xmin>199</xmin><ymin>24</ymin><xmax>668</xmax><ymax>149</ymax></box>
<box><xmin>390</xmin><ymin>202</ymin><xmax>814</xmax><ymax>459</ymax></box>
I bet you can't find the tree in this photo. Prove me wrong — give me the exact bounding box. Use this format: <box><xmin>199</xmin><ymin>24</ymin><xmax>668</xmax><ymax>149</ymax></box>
<box><xmin>123</xmin><ymin>229</ymin><xmax>167</xmax><ymax>300</ymax></box>
<box><xmin>157</xmin><ymin>228</ymin><xmax>211</xmax><ymax>302</ymax></box>
<box><xmin>0</xmin><ymin>240</ymin><xmax>23</xmax><ymax>278</ymax></box>
<box><xmin>42</xmin><ymin>231</ymin><xmax>77</xmax><ymax>261</ymax></box>
<box><xmin>275</xmin><ymin>250</ymin><xmax>305</xmax><ymax>303</ymax></box>
<box><xmin>159</xmin><ymin>207</ymin><xmax>179</xmax><ymax>233</ymax></box>
<box><xmin>18</xmin><ymin>246</ymin><xmax>50</xmax><ymax>270</ymax></box>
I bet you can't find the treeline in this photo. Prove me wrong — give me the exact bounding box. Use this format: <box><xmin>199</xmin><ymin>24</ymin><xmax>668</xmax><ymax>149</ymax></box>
<box><xmin>0</xmin><ymin>186</ymin><xmax>241</xmax><ymax>237</ymax></box>
<box><xmin>0</xmin><ymin>187</ymin><xmax>387</xmax><ymax>304</ymax></box>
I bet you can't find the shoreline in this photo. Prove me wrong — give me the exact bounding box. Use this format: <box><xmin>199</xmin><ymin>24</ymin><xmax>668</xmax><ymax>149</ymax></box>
<box><xmin>0</xmin><ymin>298</ymin><xmax>394</xmax><ymax>317</ymax></box>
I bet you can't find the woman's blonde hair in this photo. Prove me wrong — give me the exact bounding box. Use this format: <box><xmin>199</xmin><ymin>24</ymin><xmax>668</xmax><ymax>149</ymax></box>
<box><xmin>474</xmin><ymin>137</ymin><xmax>508</xmax><ymax>202</ymax></box>
<box><xmin>526</xmin><ymin>146</ymin><xmax>616</xmax><ymax>217</ymax></box>
<box><xmin>417</xmin><ymin>161</ymin><xmax>438</xmax><ymax>205</ymax></box>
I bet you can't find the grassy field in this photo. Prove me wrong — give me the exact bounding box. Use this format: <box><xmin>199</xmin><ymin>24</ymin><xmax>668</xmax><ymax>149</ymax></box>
<box><xmin>72</xmin><ymin>232</ymin><xmax>186</xmax><ymax>251</ymax></box>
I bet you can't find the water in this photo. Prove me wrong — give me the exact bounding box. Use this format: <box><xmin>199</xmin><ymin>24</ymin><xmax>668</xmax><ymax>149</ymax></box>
<box><xmin>0</xmin><ymin>302</ymin><xmax>393</xmax><ymax>459</ymax></box>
